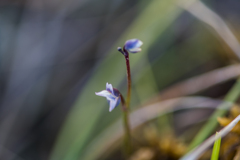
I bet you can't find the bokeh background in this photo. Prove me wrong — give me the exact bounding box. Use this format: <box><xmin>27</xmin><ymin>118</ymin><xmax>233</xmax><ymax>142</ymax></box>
<box><xmin>0</xmin><ymin>0</ymin><xmax>240</xmax><ymax>160</ymax></box>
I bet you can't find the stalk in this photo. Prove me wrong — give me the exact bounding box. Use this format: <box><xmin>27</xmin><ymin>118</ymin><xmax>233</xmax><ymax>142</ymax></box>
<box><xmin>122</xmin><ymin>48</ymin><xmax>132</xmax><ymax>155</ymax></box>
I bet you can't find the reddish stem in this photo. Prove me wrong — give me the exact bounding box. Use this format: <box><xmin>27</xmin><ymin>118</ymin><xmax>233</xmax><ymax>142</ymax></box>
<box><xmin>122</xmin><ymin>47</ymin><xmax>132</xmax><ymax>155</ymax></box>
<box><xmin>123</xmin><ymin>48</ymin><xmax>131</xmax><ymax>109</ymax></box>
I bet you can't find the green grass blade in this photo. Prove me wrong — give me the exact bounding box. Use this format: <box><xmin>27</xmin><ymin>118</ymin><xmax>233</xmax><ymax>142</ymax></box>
<box><xmin>211</xmin><ymin>132</ymin><xmax>221</xmax><ymax>160</ymax></box>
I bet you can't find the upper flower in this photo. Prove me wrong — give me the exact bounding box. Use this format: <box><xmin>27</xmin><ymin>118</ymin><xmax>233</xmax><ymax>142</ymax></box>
<box><xmin>95</xmin><ymin>83</ymin><xmax>121</xmax><ymax>112</ymax></box>
<box><xmin>124</xmin><ymin>39</ymin><xmax>143</xmax><ymax>53</ymax></box>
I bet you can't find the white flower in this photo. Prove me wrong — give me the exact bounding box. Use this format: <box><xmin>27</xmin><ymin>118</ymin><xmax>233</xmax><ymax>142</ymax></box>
<box><xmin>124</xmin><ymin>39</ymin><xmax>143</xmax><ymax>53</ymax></box>
<box><xmin>95</xmin><ymin>83</ymin><xmax>121</xmax><ymax>112</ymax></box>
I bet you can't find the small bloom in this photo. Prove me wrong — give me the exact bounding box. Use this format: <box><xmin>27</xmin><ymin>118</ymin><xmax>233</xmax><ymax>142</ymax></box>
<box><xmin>95</xmin><ymin>83</ymin><xmax>121</xmax><ymax>112</ymax></box>
<box><xmin>124</xmin><ymin>39</ymin><xmax>143</xmax><ymax>53</ymax></box>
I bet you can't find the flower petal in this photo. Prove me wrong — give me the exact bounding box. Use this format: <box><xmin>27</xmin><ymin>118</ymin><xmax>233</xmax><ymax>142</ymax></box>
<box><xmin>124</xmin><ymin>39</ymin><xmax>143</xmax><ymax>51</ymax></box>
<box><xmin>95</xmin><ymin>90</ymin><xmax>115</xmax><ymax>101</ymax></box>
<box><xmin>106</xmin><ymin>82</ymin><xmax>113</xmax><ymax>93</ymax></box>
<box><xmin>95</xmin><ymin>83</ymin><xmax>121</xmax><ymax>112</ymax></box>
<box><xmin>128</xmin><ymin>48</ymin><xmax>142</xmax><ymax>53</ymax></box>
<box><xmin>109</xmin><ymin>97</ymin><xmax>120</xmax><ymax>112</ymax></box>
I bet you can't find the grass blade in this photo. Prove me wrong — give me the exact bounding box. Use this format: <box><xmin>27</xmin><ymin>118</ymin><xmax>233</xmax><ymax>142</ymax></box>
<box><xmin>211</xmin><ymin>132</ymin><xmax>221</xmax><ymax>160</ymax></box>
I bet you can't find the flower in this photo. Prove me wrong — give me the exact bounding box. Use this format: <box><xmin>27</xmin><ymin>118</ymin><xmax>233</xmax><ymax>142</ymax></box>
<box><xmin>95</xmin><ymin>83</ymin><xmax>121</xmax><ymax>112</ymax></box>
<box><xmin>124</xmin><ymin>39</ymin><xmax>143</xmax><ymax>53</ymax></box>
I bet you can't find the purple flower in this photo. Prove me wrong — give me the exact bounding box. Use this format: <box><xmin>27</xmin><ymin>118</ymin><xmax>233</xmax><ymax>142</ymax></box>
<box><xmin>95</xmin><ymin>83</ymin><xmax>121</xmax><ymax>112</ymax></box>
<box><xmin>124</xmin><ymin>39</ymin><xmax>143</xmax><ymax>53</ymax></box>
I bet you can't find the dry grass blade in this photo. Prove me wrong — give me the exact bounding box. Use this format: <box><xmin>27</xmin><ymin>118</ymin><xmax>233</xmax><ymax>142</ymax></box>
<box><xmin>160</xmin><ymin>64</ymin><xmax>240</xmax><ymax>100</ymax></box>
<box><xmin>178</xmin><ymin>0</ymin><xmax>240</xmax><ymax>60</ymax></box>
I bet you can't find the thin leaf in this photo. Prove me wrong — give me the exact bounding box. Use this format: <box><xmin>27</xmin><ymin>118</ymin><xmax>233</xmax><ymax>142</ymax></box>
<box><xmin>179</xmin><ymin>0</ymin><xmax>240</xmax><ymax>60</ymax></box>
<box><xmin>160</xmin><ymin>64</ymin><xmax>240</xmax><ymax>99</ymax></box>
<box><xmin>211</xmin><ymin>132</ymin><xmax>221</xmax><ymax>160</ymax></box>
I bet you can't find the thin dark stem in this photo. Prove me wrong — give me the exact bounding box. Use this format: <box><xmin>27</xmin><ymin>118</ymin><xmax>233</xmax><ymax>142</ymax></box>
<box><xmin>123</xmin><ymin>48</ymin><xmax>131</xmax><ymax>109</ymax></box>
<box><xmin>122</xmin><ymin>47</ymin><xmax>132</xmax><ymax>155</ymax></box>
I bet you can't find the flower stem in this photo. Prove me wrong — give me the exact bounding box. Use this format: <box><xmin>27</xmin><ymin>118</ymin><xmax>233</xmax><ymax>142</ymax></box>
<box><xmin>122</xmin><ymin>48</ymin><xmax>132</xmax><ymax>155</ymax></box>
<box><xmin>119</xmin><ymin>94</ymin><xmax>131</xmax><ymax>155</ymax></box>
<box><xmin>123</xmin><ymin>108</ymin><xmax>131</xmax><ymax>154</ymax></box>
<box><xmin>124</xmin><ymin>51</ymin><xmax>131</xmax><ymax>108</ymax></box>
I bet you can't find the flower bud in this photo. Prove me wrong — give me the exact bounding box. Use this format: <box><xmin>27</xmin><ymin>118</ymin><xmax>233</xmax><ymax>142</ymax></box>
<box><xmin>124</xmin><ymin>39</ymin><xmax>143</xmax><ymax>53</ymax></box>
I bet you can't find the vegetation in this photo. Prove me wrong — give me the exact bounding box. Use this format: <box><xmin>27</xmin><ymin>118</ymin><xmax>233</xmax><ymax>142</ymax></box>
<box><xmin>0</xmin><ymin>0</ymin><xmax>240</xmax><ymax>160</ymax></box>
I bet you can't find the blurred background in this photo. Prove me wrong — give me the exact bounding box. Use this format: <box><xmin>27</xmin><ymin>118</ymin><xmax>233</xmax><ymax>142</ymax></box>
<box><xmin>0</xmin><ymin>0</ymin><xmax>240</xmax><ymax>160</ymax></box>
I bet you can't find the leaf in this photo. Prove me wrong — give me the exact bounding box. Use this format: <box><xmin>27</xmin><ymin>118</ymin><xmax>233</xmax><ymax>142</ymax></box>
<box><xmin>211</xmin><ymin>132</ymin><xmax>221</xmax><ymax>160</ymax></box>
